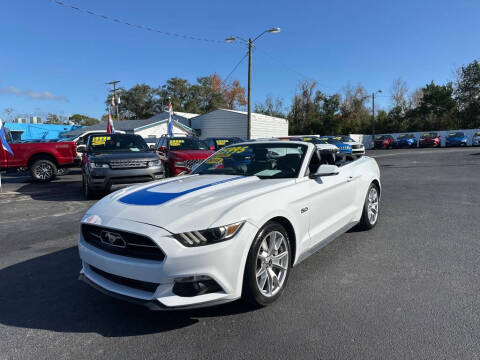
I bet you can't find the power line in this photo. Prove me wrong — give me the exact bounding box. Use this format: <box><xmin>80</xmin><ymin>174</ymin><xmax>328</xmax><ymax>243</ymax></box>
<box><xmin>255</xmin><ymin>47</ymin><xmax>342</xmax><ymax>94</ymax></box>
<box><xmin>224</xmin><ymin>52</ymin><xmax>249</xmax><ymax>83</ymax></box>
<box><xmin>50</xmin><ymin>0</ymin><xmax>224</xmax><ymax>44</ymax></box>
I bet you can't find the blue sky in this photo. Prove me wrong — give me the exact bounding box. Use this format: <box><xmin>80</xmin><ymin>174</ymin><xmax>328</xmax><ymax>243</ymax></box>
<box><xmin>1</xmin><ymin>0</ymin><xmax>479</xmax><ymax>120</ymax></box>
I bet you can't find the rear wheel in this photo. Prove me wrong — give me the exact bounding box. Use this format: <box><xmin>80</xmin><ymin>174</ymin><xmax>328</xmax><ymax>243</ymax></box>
<box><xmin>243</xmin><ymin>221</ymin><xmax>291</xmax><ymax>307</ymax></box>
<box><xmin>31</xmin><ymin>159</ymin><xmax>57</xmax><ymax>182</ymax></box>
<box><xmin>357</xmin><ymin>182</ymin><xmax>380</xmax><ymax>230</ymax></box>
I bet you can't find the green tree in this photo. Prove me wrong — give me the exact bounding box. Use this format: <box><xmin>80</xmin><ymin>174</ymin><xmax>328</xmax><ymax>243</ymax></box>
<box><xmin>455</xmin><ymin>59</ymin><xmax>480</xmax><ymax>128</ymax></box>
<box><xmin>69</xmin><ymin>114</ymin><xmax>100</xmax><ymax>126</ymax></box>
<box><xmin>255</xmin><ymin>95</ymin><xmax>286</xmax><ymax>118</ymax></box>
<box><xmin>45</xmin><ymin>113</ymin><xmax>60</xmax><ymax>124</ymax></box>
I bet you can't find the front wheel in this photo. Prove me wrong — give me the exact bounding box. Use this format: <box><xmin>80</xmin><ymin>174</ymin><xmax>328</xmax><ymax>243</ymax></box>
<box><xmin>243</xmin><ymin>222</ymin><xmax>291</xmax><ymax>307</ymax></box>
<box><xmin>357</xmin><ymin>182</ymin><xmax>380</xmax><ymax>230</ymax></box>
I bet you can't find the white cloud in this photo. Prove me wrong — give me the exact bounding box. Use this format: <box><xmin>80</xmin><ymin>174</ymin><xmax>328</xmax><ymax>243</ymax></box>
<box><xmin>0</xmin><ymin>85</ymin><xmax>69</xmax><ymax>102</ymax></box>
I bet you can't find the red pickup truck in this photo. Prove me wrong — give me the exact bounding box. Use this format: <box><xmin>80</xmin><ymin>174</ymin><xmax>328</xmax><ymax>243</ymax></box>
<box><xmin>0</xmin><ymin>138</ymin><xmax>78</xmax><ymax>182</ymax></box>
<box><xmin>156</xmin><ymin>136</ymin><xmax>214</xmax><ymax>177</ymax></box>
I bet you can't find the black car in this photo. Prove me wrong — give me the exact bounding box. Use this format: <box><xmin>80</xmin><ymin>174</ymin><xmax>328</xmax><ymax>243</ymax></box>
<box><xmin>81</xmin><ymin>134</ymin><xmax>164</xmax><ymax>198</ymax></box>
<box><xmin>203</xmin><ymin>137</ymin><xmax>244</xmax><ymax>151</ymax></box>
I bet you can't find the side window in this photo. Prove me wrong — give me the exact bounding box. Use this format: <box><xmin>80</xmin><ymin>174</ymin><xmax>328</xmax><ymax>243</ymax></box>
<box><xmin>306</xmin><ymin>150</ymin><xmax>321</xmax><ymax>176</ymax></box>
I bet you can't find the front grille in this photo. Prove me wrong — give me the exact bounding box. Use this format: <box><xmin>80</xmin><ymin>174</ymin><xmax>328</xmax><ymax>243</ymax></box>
<box><xmin>184</xmin><ymin>159</ymin><xmax>203</xmax><ymax>169</ymax></box>
<box><xmin>352</xmin><ymin>144</ymin><xmax>363</xmax><ymax>149</ymax></box>
<box><xmin>81</xmin><ymin>224</ymin><xmax>165</xmax><ymax>261</ymax></box>
<box><xmin>109</xmin><ymin>160</ymin><xmax>148</xmax><ymax>169</ymax></box>
<box><xmin>89</xmin><ymin>265</ymin><xmax>159</xmax><ymax>293</ymax></box>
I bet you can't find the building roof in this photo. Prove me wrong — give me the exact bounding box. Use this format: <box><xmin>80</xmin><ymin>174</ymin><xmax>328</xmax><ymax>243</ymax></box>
<box><xmin>5</xmin><ymin>122</ymin><xmax>83</xmax><ymax>140</ymax></box>
<box><xmin>192</xmin><ymin>108</ymin><xmax>288</xmax><ymax>122</ymax></box>
<box><xmin>148</xmin><ymin>111</ymin><xmax>198</xmax><ymax>121</ymax></box>
<box><xmin>62</xmin><ymin>118</ymin><xmax>194</xmax><ymax>137</ymax></box>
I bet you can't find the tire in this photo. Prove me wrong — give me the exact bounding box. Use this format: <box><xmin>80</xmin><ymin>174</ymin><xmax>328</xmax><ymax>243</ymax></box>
<box><xmin>31</xmin><ymin>159</ymin><xmax>57</xmax><ymax>182</ymax></box>
<box><xmin>163</xmin><ymin>161</ymin><xmax>171</xmax><ymax>178</ymax></box>
<box><xmin>243</xmin><ymin>221</ymin><xmax>291</xmax><ymax>307</ymax></box>
<box><xmin>357</xmin><ymin>182</ymin><xmax>380</xmax><ymax>230</ymax></box>
<box><xmin>56</xmin><ymin>168</ymin><xmax>69</xmax><ymax>176</ymax></box>
<box><xmin>82</xmin><ymin>175</ymin><xmax>97</xmax><ymax>200</ymax></box>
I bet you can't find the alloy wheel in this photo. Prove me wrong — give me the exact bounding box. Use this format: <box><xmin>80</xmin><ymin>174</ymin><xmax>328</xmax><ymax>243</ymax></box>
<box><xmin>34</xmin><ymin>163</ymin><xmax>53</xmax><ymax>180</ymax></box>
<box><xmin>255</xmin><ymin>231</ymin><xmax>289</xmax><ymax>297</ymax></box>
<box><xmin>367</xmin><ymin>186</ymin><xmax>379</xmax><ymax>225</ymax></box>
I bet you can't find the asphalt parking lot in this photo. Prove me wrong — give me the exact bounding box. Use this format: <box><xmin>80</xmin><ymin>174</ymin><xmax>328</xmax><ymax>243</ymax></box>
<box><xmin>1</xmin><ymin>147</ymin><xmax>479</xmax><ymax>360</ymax></box>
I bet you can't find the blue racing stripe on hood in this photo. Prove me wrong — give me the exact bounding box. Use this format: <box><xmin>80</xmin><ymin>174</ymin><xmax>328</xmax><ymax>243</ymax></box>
<box><xmin>118</xmin><ymin>176</ymin><xmax>245</xmax><ymax>206</ymax></box>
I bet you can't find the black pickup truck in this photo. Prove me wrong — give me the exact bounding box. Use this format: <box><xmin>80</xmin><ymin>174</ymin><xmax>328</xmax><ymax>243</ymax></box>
<box><xmin>81</xmin><ymin>133</ymin><xmax>164</xmax><ymax>198</ymax></box>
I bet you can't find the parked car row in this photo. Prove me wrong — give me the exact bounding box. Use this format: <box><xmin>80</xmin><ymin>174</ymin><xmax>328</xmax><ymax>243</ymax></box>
<box><xmin>374</xmin><ymin>131</ymin><xmax>480</xmax><ymax>149</ymax></box>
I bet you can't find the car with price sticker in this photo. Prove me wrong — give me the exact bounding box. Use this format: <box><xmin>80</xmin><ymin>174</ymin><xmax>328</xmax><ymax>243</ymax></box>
<box><xmin>320</xmin><ymin>136</ymin><xmax>353</xmax><ymax>154</ymax></box>
<box><xmin>81</xmin><ymin>133</ymin><xmax>164</xmax><ymax>198</ymax></box>
<box><xmin>156</xmin><ymin>136</ymin><xmax>215</xmax><ymax>177</ymax></box>
<box><xmin>78</xmin><ymin>140</ymin><xmax>381</xmax><ymax>310</ymax></box>
<box><xmin>203</xmin><ymin>137</ymin><xmax>244</xmax><ymax>151</ymax></box>
<box><xmin>333</xmin><ymin>135</ymin><xmax>365</xmax><ymax>155</ymax></box>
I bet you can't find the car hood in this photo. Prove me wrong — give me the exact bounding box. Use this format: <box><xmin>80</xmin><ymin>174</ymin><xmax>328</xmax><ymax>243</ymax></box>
<box><xmin>84</xmin><ymin>174</ymin><xmax>294</xmax><ymax>233</ymax></box>
<box><xmin>88</xmin><ymin>152</ymin><xmax>159</xmax><ymax>162</ymax></box>
<box><xmin>170</xmin><ymin>149</ymin><xmax>214</xmax><ymax>159</ymax></box>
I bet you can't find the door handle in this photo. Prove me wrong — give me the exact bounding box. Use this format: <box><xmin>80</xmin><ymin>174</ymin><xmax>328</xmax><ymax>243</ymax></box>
<box><xmin>347</xmin><ymin>176</ymin><xmax>354</xmax><ymax>182</ymax></box>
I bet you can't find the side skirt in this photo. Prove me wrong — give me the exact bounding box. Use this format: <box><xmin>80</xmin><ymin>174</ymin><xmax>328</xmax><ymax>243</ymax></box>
<box><xmin>294</xmin><ymin>220</ymin><xmax>359</xmax><ymax>266</ymax></box>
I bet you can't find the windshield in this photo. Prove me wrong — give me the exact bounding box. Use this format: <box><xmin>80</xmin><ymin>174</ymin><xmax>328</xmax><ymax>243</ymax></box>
<box><xmin>212</xmin><ymin>138</ymin><xmax>242</xmax><ymax>150</ymax></box>
<box><xmin>376</xmin><ymin>135</ymin><xmax>390</xmax><ymax>140</ymax></box>
<box><xmin>88</xmin><ymin>134</ymin><xmax>149</xmax><ymax>153</ymax></box>
<box><xmin>398</xmin><ymin>134</ymin><xmax>412</xmax><ymax>139</ymax></box>
<box><xmin>335</xmin><ymin>136</ymin><xmax>354</xmax><ymax>142</ymax></box>
<box><xmin>169</xmin><ymin>137</ymin><xmax>209</xmax><ymax>150</ymax></box>
<box><xmin>293</xmin><ymin>136</ymin><xmax>328</xmax><ymax>144</ymax></box>
<box><xmin>448</xmin><ymin>132</ymin><xmax>464</xmax><ymax>137</ymax></box>
<box><xmin>422</xmin><ymin>133</ymin><xmax>437</xmax><ymax>138</ymax></box>
<box><xmin>475</xmin><ymin>132</ymin><xmax>480</xmax><ymax>137</ymax></box>
<box><xmin>192</xmin><ymin>143</ymin><xmax>308</xmax><ymax>179</ymax></box>
<box><xmin>320</xmin><ymin>137</ymin><xmax>341</xmax><ymax>144</ymax></box>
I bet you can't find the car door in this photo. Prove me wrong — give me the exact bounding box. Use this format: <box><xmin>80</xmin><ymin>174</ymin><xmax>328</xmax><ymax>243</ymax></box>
<box><xmin>300</xmin><ymin>158</ymin><xmax>359</xmax><ymax>250</ymax></box>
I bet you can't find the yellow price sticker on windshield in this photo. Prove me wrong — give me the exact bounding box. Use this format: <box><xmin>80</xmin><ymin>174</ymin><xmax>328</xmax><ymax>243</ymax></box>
<box><xmin>91</xmin><ymin>136</ymin><xmax>111</xmax><ymax>146</ymax></box>
<box><xmin>216</xmin><ymin>139</ymin><xmax>229</xmax><ymax>145</ymax></box>
<box><xmin>206</xmin><ymin>157</ymin><xmax>223</xmax><ymax>164</ymax></box>
<box><xmin>170</xmin><ymin>139</ymin><xmax>185</xmax><ymax>146</ymax></box>
<box><xmin>303</xmin><ymin>137</ymin><xmax>312</xmax><ymax>141</ymax></box>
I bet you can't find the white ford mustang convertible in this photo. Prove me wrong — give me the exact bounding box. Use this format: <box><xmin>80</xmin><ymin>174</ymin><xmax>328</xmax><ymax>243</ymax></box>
<box><xmin>78</xmin><ymin>141</ymin><xmax>380</xmax><ymax>309</ymax></box>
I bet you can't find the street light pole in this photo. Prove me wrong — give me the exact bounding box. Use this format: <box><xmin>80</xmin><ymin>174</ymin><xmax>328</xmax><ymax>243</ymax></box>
<box><xmin>372</xmin><ymin>89</ymin><xmax>382</xmax><ymax>138</ymax></box>
<box><xmin>247</xmin><ymin>38</ymin><xmax>252</xmax><ymax>139</ymax></box>
<box><xmin>225</xmin><ymin>28</ymin><xmax>280</xmax><ymax>139</ymax></box>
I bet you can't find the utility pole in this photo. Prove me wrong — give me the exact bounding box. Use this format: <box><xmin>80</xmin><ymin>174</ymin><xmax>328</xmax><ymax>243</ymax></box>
<box><xmin>106</xmin><ymin>80</ymin><xmax>121</xmax><ymax>122</ymax></box>
<box><xmin>225</xmin><ymin>28</ymin><xmax>281</xmax><ymax>140</ymax></box>
<box><xmin>247</xmin><ymin>38</ymin><xmax>252</xmax><ymax>140</ymax></box>
<box><xmin>372</xmin><ymin>89</ymin><xmax>382</xmax><ymax>139</ymax></box>
<box><xmin>372</xmin><ymin>92</ymin><xmax>375</xmax><ymax>137</ymax></box>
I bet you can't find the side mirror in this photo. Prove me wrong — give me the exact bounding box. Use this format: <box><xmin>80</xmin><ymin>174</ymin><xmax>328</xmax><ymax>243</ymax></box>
<box><xmin>209</xmin><ymin>146</ymin><xmax>215</xmax><ymax>151</ymax></box>
<box><xmin>149</xmin><ymin>144</ymin><xmax>155</xmax><ymax>151</ymax></box>
<box><xmin>76</xmin><ymin>144</ymin><xmax>86</xmax><ymax>153</ymax></box>
<box><xmin>310</xmin><ymin>164</ymin><xmax>340</xmax><ymax>178</ymax></box>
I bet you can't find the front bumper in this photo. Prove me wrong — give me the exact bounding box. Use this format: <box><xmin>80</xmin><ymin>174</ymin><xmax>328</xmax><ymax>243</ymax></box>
<box><xmin>87</xmin><ymin>166</ymin><xmax>164</xmax><ymax>190</ymax></box>
<box><xmin>78</xmin><ymin>216</ymin><xmax>258</xmax><ymax>310</ymax></box>
<box><xmin>446</xmin><ymin>140</ymin><xmax>467</xmax><ymax>147</ymax></box>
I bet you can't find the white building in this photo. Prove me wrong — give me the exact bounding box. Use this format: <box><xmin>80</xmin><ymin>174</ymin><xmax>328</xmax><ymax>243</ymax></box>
<box><xmin>62</xmin><ymin>116</ymin><xmax>195</xmax><ymax>139</ymax></box>
<box><xmin>189</xmin><ymin>109</ymin><xmax>289</xmax><ymax>139</ymax></box>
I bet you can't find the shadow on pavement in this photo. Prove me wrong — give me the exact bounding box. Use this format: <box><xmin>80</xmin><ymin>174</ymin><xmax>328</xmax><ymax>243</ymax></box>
<box><xmin>13</xmin><ymin>180</ymin><xmax>87</xmax><ymax>202</ymax></box>
<box><xmin>0</xmin><ymin>247</ymin><xmax>257</xmax><ymax>337</ymax></box>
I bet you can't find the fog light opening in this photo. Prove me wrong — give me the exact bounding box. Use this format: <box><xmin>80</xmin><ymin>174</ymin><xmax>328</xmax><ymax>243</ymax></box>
<box><xmin>173</xmin><ymin>276</ymin><xmax>223</xmax><ymax>297</ymax></box>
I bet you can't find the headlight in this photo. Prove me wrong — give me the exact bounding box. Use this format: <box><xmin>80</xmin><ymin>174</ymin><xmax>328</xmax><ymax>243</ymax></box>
<box><xmin>173</xmin><ymin>221</ymin><xmax>244</xmax><ymax>247</ymax></box>
<box><xmin>148</xmin><ymin>159</ymin><xmax>162</xmax><ymax>167</ymax></box>
<box><xmin>90</xmin><ymin>162</ymin><xmax>109</xmax><ymax>168</ymax></box>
